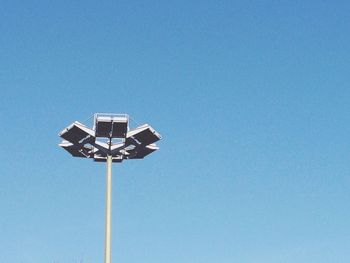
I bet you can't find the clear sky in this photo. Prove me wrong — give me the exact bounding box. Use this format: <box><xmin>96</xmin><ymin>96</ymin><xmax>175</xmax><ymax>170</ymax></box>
<box><xmin>1</xmin><ymin>1</ymin><xmax>350</xmax><ymax>262</ymax></box>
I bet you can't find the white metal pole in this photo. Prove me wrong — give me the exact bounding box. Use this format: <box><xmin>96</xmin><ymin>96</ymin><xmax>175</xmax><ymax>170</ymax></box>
<box><xmin>105</xmin><ymin>155</ymin><xmax>112</xmax><ymax>263</ymax></box>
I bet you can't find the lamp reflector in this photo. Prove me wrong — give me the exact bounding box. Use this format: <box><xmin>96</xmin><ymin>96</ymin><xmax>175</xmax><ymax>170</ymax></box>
<box><xmin>126</xmin><ymin>124</ymin><xmax>161</xmax><ymax>146</ymax></box>
<box><xmin>95</xmin><ymin>116</ymin><xmax>113</xmax><ymax>137</ymax></box>
<box><xmin>59</xmin><ymin>122</ymin><xmax>95</xmax><ymax>145</ymax></box>
<box><xmin>111</xmin><ymin>117</ymin><xmax>128</xmax><ymax>138</ymax></box>
<box><xmin>127</xmin><ymin>144</ymin><xmax>159</xmax><ymax>159</ymax></box>
<box><xmin>59</xmin><ymin>141</ymin><xmax>92</xmax><ymax>158</ymax></box>
<box><xmin>95</xmin><ymin>116</ymin><xmax>128</xmax><ymax>138</ymax></box>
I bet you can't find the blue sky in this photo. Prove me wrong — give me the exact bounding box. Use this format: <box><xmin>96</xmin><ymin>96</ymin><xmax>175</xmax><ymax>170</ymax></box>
<box><xmin>1</xmin><ymin>0</ymin><xmax>350</xmax><ymax>262</ymax></box>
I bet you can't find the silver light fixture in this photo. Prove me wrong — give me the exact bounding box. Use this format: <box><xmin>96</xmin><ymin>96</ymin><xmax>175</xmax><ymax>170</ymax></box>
<box><xmin>58</xmin><ymin>113</ymin><xmax>161</xmax><ymax>263</ymax></box>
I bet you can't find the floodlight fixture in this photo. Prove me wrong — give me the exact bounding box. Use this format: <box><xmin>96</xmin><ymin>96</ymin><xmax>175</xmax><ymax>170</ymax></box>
<box><xmin>59</xmin><ymin>121</ymin><xmax>95</xmax><ymax>145</ymax></box>
<box><xmin>59</xmin><ymin>141</ymin><xmax>92</xmax><ymax>158</ymax></box>
<box><xmin>126</xmin><ymin>124</ymin><xmax>162</xmax><ymax>146</ymax></box>
<box><xmin>58</xmin><ymin>113</ymin><xmax>161</xmax><ymax>263</ymax></box>
<box><xmin>94</xmin><ymin>114</ymin><xmax>128</xmax><ymax>138</ymax></box>
<box><xmin>126</xmin><ymin>144</ymin><xmax>159</xmax><ymax>159</ymax></box>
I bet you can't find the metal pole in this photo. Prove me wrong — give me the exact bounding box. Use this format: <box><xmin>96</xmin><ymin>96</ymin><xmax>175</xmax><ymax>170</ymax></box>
<box><xmin>105</xmin><ymin>155</ymin><xmax>112</xmax><ymax>263</ymax></box>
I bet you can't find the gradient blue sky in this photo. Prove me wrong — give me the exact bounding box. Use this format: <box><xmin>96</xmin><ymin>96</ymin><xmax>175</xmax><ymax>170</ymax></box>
<box><xmin>1</xmin><ymin>1</ymin><xmax>350</xmax><ymax>262</ymax></box>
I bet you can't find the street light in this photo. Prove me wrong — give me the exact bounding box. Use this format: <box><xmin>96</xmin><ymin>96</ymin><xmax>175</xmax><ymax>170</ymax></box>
<box><xmin>58</xmin><ymin>113</ymin><xmax>162</xmax><ymax>263</ymax></box>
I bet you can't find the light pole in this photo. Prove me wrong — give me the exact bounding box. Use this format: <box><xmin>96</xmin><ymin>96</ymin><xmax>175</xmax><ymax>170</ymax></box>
<box><xmin>58</xmin><ymin>113</ymin><xmax>162</xmax><ymax>263</ymax></box>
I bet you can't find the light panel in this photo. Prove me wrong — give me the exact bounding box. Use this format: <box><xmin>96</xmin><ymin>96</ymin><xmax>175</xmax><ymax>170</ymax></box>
<box><xmin>59</xmin><ymin>121</ymin><xmax>95</xmax><ymax>145</ymax></box>
<box><xmin>95</xmin><ymin>116</ymin><xmax>113</xmax><ymax>138</ymax></box>
<box><xmin>59</xmin><ymin>141</ymin><xmax>92</xmax><ymax>158</ymax></box>
<box><xmin>94</xmin><ymin>155</ymin><xmax>123</xmax><ymax>163</ymax></box>
<box><xmin>126</xmin><ymin>124</ymin><xmax>161</xmax><ymax>146</ymax></box>
<box><xmin>95</xmin><ymin>115</ymin><xmax>128</xmax><ymax>138</ymax></box>
<box><xmin>111</xmin><ymin>117</ymin><xmax>128</xmax><ymax>138</ymax></box>
<box><xmin>127</xmin><ymin>144</ymin><xmax>159</xmax><ymax>159</ymax></box>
